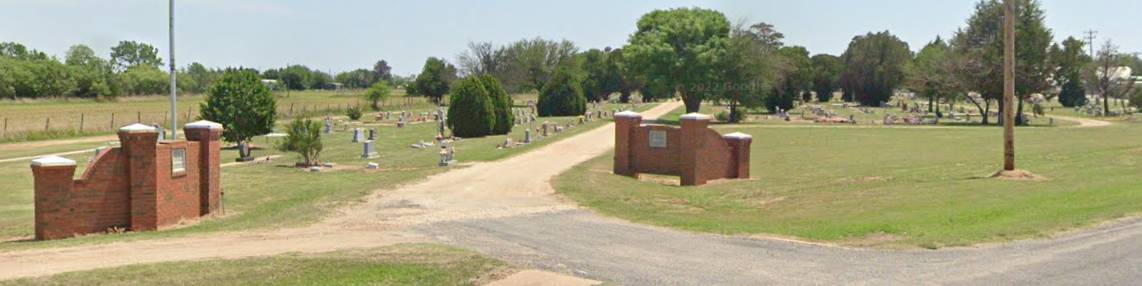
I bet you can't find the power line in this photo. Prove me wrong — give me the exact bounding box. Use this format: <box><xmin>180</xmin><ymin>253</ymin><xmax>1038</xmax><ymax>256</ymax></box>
<box><xmin>1083</xmin><ymin>29</ymin><xmax>1098</xmax><ymax>59</ymax></box>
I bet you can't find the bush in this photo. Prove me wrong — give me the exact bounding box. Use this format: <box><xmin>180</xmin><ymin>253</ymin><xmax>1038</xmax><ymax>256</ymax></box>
<box><xmin>200</xmin><ymin>70</ymin><xmax>277</xmax><ymax>159</ymax></box>
<box><xmin>1059</xmin><ymin>79</ymin><xmax>1087</xmax><ymax>107</ymax></box>
<box><xmin>446</xmin><ymin>77</ymin><xmax>496</xmax><ymax>137</ymax></box>
<box><xmin>480</xmin><ymin>75</ymin><xmax>513</xmax><ymax>135</ymax></box>
<box><xmin>345</xmin><ymin>106</ymin><xmax>363</xmax><ymax>121</ymax></box>
<box><xmin>538</xmin><ymin>68</ymin><xmax>587</xmax><ymax>116</ymax></box>
<box><xmin>276</xmin><ymin>117</ymin><xmax>323</xmax><ymax>166</ymax></box>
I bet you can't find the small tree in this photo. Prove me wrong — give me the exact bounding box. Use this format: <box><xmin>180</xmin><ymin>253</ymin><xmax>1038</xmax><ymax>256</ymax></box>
<box><xmin>480</xmin><ymin>75</ymin><xmax>514</xmax><ymax>135</ymax></box>
<box><xmin>412</xmin><ymin>57</ymin><xmax>457</xmax><ymax>104</ymax></box>
<box><xmin>538</xmin><ymin>68</ymin><xmax>587</xmax><ymax>117</ymax></box>
<box><xmin>364</xmin><ymin>81</ymin><xmax>391</xmax><ymax>111</ymax></box>
<box><xmin>446</xmin><ymin>77</ymin><xmax>496</xmax><ymax>137</ymax></box>
<box><xmin>200</xmin><ymin>70</ymin><xmax>277</xmax><ymax>160</ymax></box>
<box><xmin>276</xmin><ymin>117</ymin><xmax>323</xmax><ymax>166</ymax></box>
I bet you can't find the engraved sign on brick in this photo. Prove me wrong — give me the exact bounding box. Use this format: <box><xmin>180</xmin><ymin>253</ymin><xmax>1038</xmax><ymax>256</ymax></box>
<box><xmin>649</xmin><ymin>130</ymin><xmax>667</xmax><ymax>148</ymax></box>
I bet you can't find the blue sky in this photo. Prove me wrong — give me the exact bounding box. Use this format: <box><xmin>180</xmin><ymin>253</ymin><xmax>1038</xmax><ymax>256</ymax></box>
<box><xmin>1</xmin><ymin>0</ymin><xmax>1138</xmax><ymax>75</ymax></box>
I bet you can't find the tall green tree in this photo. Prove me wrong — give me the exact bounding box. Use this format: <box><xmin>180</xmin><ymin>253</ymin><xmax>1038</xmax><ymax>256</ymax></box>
<box><xmin>716</xmin><ymin>23</ymin><xmax>776</xmax><ymax>122</ymax></box>
<box><xmin>625</xmin><ymin>8</ymin><xmax>731</xmax><ymax>113</ymax></box>
<box><xmin>580</xmin><ymin>48</ymin><xmax>621</xmax><ymax>102</ymax></box>
<box><xmin>952</xmin><ymin>0</ymin><xmax>1053</xmax><ymax>124</ymax></box>
<box><xmin>373</xmin><ymin>60</ymin><xmax>393</xmax><ymax>82</ymax></box>
<box><xmin>109</xmin><ymin>41</ymin><xmax>163</xmax><ymax>72</ymax></box>
<box><xmin>911</xmin><ymin>37</ymin><xmax>956</xmax><ymax>114</ymax></box>
<box><xmin>607</xmin><ymin>48</ymin><xmax>644</xmax><ymax>103</ymax></box>
<box><xmin>840</xmin><ymin>31</ymin><xmax>913</xmax><ymax>107</ymax></box>
<box><xmin>199</xmin><ymin>70</ymin><xmax>277</xmax><ymax>160</ymax></box>
<box><xmin>810</xmin><ymin>54</ymin><xmax>843</xmax><ymax>102</ymax></box>
<box><xmin>1049</xmin><ymin>37</ymin><xmax>1091</xmax><ymax>107</ymax></box>
<box><xmin>65</xmin><ymin>44</ymin><xmax>115</xmax><ymax>98</ymax></box>
<box><xmin>411</xmin><ymin>57</ymin><xmax>457</xmax><ymax>104</ymax></box>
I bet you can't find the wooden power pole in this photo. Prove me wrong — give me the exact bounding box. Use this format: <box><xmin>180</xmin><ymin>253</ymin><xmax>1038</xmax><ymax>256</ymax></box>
<box><xmin>1002</xmin><ymin>0</ymin><xmax>1016</xmax><ymax>171</ymax></box>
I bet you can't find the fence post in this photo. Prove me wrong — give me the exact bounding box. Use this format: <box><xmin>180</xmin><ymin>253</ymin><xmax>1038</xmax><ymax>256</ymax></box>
<box><xmin>2</xmin><ymin>117</ymin><xmax>7</xmax><ymax>137</ymax></box>
<box><xmin>110</xmin><ymin>113</ymin><xmax>116</xmax><ymax>130</ymax></box>
<box><xmin>137</xmin><ymin>111</ymin><xmax>141</xmax><ymax>123</ymax></box>
<box><xmin>162</xmin><ymin>112</ymin><xmax>168</xmax><ymax>126</ymax></box>
<box><xmin>45</xmin><ymin>117</ymin><xmax>51</xmax><ymax>132</ymax></box>
<box><xmin>80</xmin><ymin>113</ymin><xmax>85</xmax><ymax>132</ymax></box>
<box><xmin>186</xmin><ymin>106</ymin><xmax>193</xmax><ymax>122</ymax></box>
<box><xmin>289</xmin><ymin>103</ymin><xmax>294</xmax><ymax>117</ymax></box>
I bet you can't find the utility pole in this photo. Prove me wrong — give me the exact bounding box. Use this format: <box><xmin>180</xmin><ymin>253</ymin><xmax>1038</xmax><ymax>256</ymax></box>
<box><xmin>1084</xmin><ymin>30</ymin><xmax>1098</xmax><ymax>59</ymax></box>
<box><xmin>1003</xmin><ymin>0</ymin><xmax>1016</xmax><ymax>171</ymax></box>
<box><xmin>168</xmin><ymin>0</ymin><xmax>178</xmax><ymax>140</ymax></box>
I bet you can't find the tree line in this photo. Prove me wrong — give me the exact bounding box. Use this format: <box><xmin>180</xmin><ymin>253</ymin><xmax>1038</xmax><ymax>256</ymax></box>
<box><xmin>0</xmin><ymin>40</ymin><xmax>409</xmax><ymax>100</ymax></box>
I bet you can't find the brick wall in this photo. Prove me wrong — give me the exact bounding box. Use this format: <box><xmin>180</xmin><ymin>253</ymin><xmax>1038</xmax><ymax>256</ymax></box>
<box><xmin>31</xmin><ymin>121</ymin><xmax>223</xmax><ymax>240</ymax></box>
<box><xmin>614</xmin><ymin>112</ymin><xmax>752</xmax><ymax>186</ymax></box>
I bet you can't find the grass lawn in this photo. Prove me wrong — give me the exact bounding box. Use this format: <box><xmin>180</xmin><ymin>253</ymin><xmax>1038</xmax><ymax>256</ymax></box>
<box><xmin>0</xmin><ymin>102</ymin><xmax>656</xmax><ymax>250</ymax></box>
<box><xmin>0</xmin><ymin>244</ymin><xmax>511</xmax><ymax>286</ymax></box>
<box><xmin>556</xmin><ymin>104</ymin><xmax>1142</xmax><ymax>249</ymax></box>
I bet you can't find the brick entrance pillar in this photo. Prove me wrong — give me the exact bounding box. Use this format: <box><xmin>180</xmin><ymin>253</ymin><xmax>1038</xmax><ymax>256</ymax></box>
<box><xmin>679</xmin><ymin>113</ymin><xmax>711</xmax><ymax>186</ymax></box>
<box><xmin>119</xmin><ymin>123</ymin><xmax>160</xmax><ymax>231</ymax></box>
<box><xmin>31</xmin><ymin>156</ymin><xmax>78</xmax><ymax>240</ymax></box>
<box><xmin>184</xmin><ymin>120</ymin><xmax>223</xmax><ymax>216</ymax></box>
<box><xmin>614</xmin><ymin>111</ymin><xmax>643</xmax><ymax>177</ymax></box>
<box><xmin>723</xmin><ymin>132</ymin><xmax>753</xmax><ymax>179</ymax></box>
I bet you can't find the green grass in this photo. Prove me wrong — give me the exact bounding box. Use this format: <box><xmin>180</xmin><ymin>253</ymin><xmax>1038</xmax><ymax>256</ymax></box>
<box><xmin>0</xmin><ymin>244</ymin><xmax>510</xmax><ymax>286</ymax></box>
<box><xmin>0</xmin><ymin>102</ymin><xmax>656</xmax><ymax>250</ymax></box>
<box><xmin>557</xmin><ymin>105</ymin><xmax>1142</xmax><ymax>249</ymax></box>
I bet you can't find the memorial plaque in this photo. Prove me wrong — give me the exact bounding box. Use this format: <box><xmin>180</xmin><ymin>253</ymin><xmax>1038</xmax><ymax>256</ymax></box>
<box><xmin>649</xmin><ymin>130</ymin><xmax>667</xmax><ymax>148</ymax></box>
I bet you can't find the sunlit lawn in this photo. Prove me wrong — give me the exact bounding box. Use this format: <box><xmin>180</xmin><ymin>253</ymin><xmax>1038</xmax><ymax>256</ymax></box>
<box><xmin>557</xmin><ymin>103</ymin><xmax>1142</xmax><ymax>249</ymax></box>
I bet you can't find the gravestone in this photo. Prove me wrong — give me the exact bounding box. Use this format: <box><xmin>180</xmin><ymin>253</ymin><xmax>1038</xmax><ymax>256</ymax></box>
<box><xmin>438</xmin><ymin>145</ymin><xmax>456</xmax><ymax>167</ymax></box>
<box><xmin>367</xmin><ymin>128</ymin><xmax>376</xmax><ymax>141</ymax></box>
<box><xmin>366</xmin><ymin>162</ymin><xmax>379</xmax><ymax>169</ymax></box>
<box><xmin>351</xmin><ymin>128</ymin><xmax>363</xmax><ymax>143</ymax></box>
<box><xmin>542</xmin><ymin>122</ymin><xmax>550</xmax><ymax>136</ymax></box>
<box><xmin>524</xmin><ymin>129</ymin><xmax>532</xmax><ymax>143</ymax></box>
<box><xmin>397</xmin><ymin>114</ymin><xmax>405</xmax><ymax>128</ymax></box>
<box><xmin>324</xmin><ymin>118</ymin><xmax>333</xmax><ymax>134</ymax></box>
<box><xmin>362</xmin><ymin>140</ymin><xmax>378</xmax><ymax>159</ymax></box>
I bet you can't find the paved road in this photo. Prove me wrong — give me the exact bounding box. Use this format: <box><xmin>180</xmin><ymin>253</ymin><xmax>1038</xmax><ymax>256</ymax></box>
<box><xmin>420</xmin><ymin>210</ymin><xmax>1142</xmax><ymax>285</ymax></box>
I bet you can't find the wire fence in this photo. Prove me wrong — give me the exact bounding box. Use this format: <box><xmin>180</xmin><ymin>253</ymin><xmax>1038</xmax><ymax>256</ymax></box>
<box><xmin>0</xmin><ymin>96</ymin><xmax>439</xmax><ymax>141</ymax></box>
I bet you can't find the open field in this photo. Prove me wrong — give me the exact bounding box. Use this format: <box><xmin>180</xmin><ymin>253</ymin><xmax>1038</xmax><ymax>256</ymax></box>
<box><xmin>0</xmin><ymin>102</ymin><xmax>655</xmax><ymax>250</ymax></box>
<box><xmin>0</xmin><ymin>244</ymin><xmax>510</xmax><ymax>286</ymax></box>
<box><xmin>0</xmin><ymin>89</ymin><xmax>435</xmax><ymax>143</ymax></box>
<box><xmin>556</xmin><ymin>104</ymin><xmax>1142</xmax><ymax>249</ymax></box>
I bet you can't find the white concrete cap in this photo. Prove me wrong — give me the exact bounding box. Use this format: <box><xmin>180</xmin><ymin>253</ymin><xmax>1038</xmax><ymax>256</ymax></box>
<box><xmin>185</xmin><ymin>120</ymin><xmax>223</xmax><ymax>130</ymax></box>
<box><xmin>723</xmin><ymin>132</ymin><xmax>753</xmax><ymax>140</ymax></box>
<box><xmin>680</xmin><ymin>113</ymin><xmax>712</xmax><ymax>121</ymax></box>
<box><xmin>31</xmin><ymin>155</ymin><xmax>77</xmax><ymax>167</ymax></box>
<box><xmin>119</xmin><ymin>123</ymin><xmax>159</xmax><ymax>133</ymax></box>
<box><xmin>614</xmin><ymin>111</ymin><xmax>642</xmax><ymax>118</ymax></box>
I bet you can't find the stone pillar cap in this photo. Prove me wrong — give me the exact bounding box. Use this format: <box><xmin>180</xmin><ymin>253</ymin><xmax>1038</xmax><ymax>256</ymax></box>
<box><xmin>614</xmin><ymin>111</ymin><xmax>642</xmax><ymax>118</ymax></box>
<box><xmin>119</xmin><ymin>123</ymin><xmax>159</xmax><ymax>133</ymax></box>
<box><xmin>31</xmin><ymin>155</ymin><xmax>76</xmax><ymax>167</ymax></box>
<box><xmin>680</xmin><ymin>113</ymin><xmax>712</xmax><ymax>121</ymax></box>
<box><xmin>185</xmin><ymin>120</ymin><xmax>223</xmax><ymax>130</ymax></box>
<box><xmin>723</xmin><ymin>132</ymin><xmax>753</xmax><ymax>140</ymax></box>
